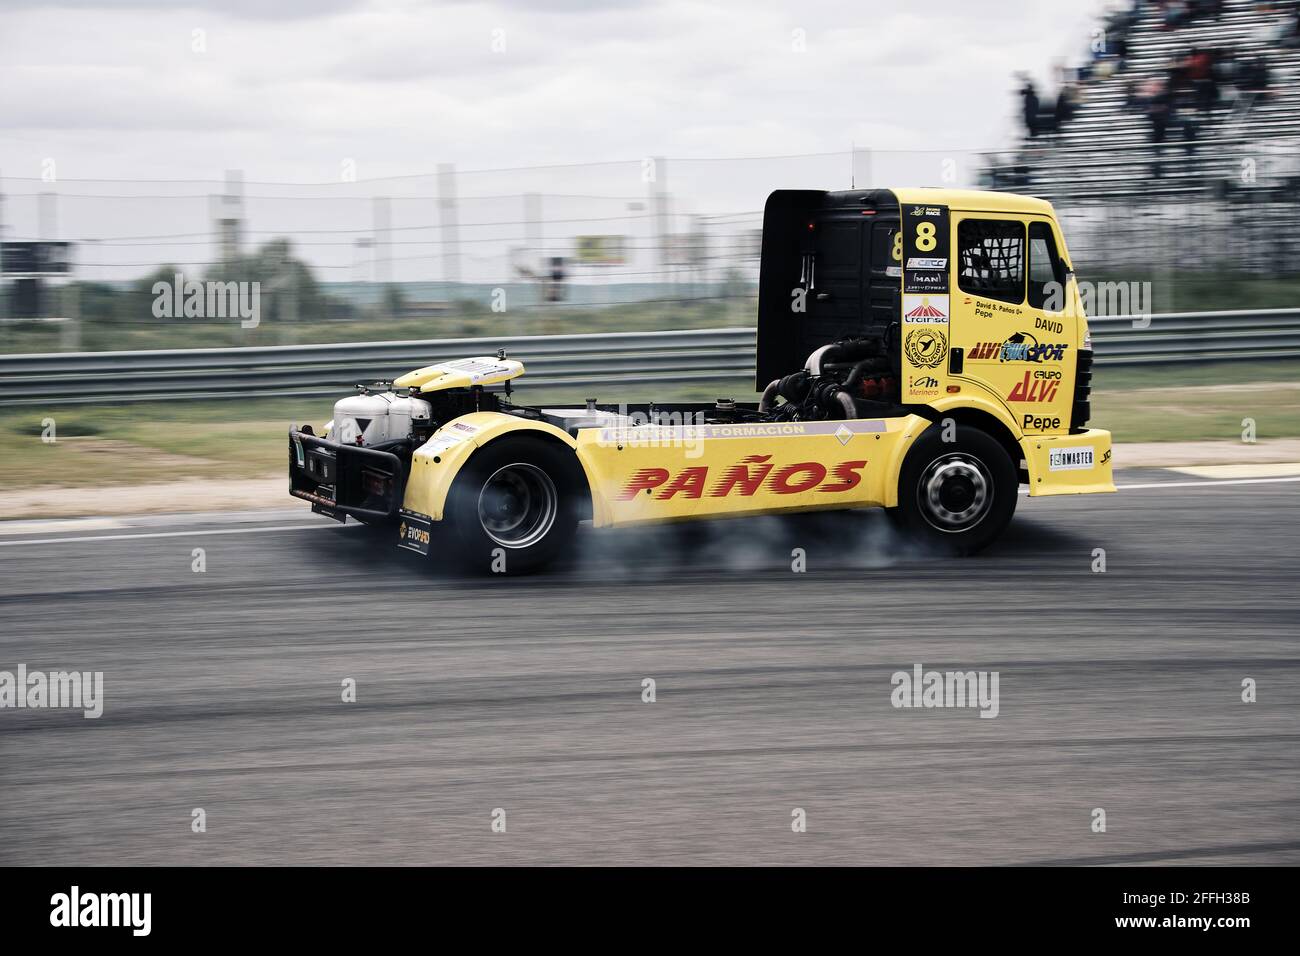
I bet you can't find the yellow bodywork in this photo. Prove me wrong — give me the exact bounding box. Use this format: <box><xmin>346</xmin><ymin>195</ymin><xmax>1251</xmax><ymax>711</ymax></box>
<box><xmin>402</xmin><ymin>412</ymin><xmax>933</xmax><ymax>525</ymax></box>
<box><xmin>575</xmin><ymin>415</ymin><xmax>931</xmax><ymax>525</ymax></box>
<box><xmin>399</xmin><ymin>186</ymin><xmax>1115</xmax><ymax>525</ymax></box>
<box><xmin>401</xmin><ymin>412</ymin><xmax>577</xmax><ymax>520</ymax></box>
<box><xmin>401</xmin><ymin>409</ymin><xmax>1115</xmax><ymax>525</ymax></box>
<box><xmin>394</xmin><ymin>357</ymin><xmax>525</xmax><ymax>393</ymax></box>
<box><xmin>1023</xmin><ymin>429</ymin><xmax>1115</xmax><ymax>496</ymax></box>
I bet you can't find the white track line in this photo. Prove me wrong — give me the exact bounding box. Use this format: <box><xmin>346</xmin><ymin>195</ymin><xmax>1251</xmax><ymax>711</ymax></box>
<box><xmin>1117</xmin><ymin>476</ymin><xmax>1300</xmax><ymax>491</ymax></box>
<box><xmin>0</xmin><ymin>522</ymin><xmax>361</xmax><ymax>547</ymax></box>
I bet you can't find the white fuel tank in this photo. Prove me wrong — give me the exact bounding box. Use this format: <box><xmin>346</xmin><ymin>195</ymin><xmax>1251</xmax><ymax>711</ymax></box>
<box><xmin>332</xmin><ymin>391</ymin><xmax>431</xmax><ymax>445</ymax></box>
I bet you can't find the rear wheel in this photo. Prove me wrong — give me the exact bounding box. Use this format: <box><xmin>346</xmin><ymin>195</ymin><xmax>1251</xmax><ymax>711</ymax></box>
<box><xmin>445</xmin><ymin>436</ymin><xmax>581</xmax><ymax>573</ymax></box>
<box><xmin>891</xmin><ymin>424</ymin><xmax>1017</xmax><ymax>555</ymax></box>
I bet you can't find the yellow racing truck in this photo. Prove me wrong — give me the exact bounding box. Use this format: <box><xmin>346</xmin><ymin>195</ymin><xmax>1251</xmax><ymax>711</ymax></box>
<box><xmin>289</xmin><ymin>187</ymin><xmax>1114</xmax><ymax>572</ymax></box>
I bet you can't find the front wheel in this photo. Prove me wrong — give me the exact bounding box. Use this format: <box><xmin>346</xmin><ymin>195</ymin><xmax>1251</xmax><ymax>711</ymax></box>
<box><xmin>891</xmin><ymin>424</ymin><xmax>1018</xmax><ymax>555</ymax></box>
<box><xmin>444</xmin><ymin>436</ymin><xmax>581</xmax><ymax>574</ymax></box>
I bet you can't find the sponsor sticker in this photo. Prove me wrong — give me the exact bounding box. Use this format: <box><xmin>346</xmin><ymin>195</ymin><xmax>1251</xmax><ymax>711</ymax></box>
<box><xmin>1049</xmin><ymin>447</ymin><xmax>1095</xmax><ymax>471</ymax></box>
<box><xmin>907</xmin><ymin>374</ymin><xmax>941</xmax><ymax>399</ymax></box>
<box><xmin>904</xmin><ymin>327</ymin><xmax>948</xmax><ymax>369</ymax></box>
<box><xmin>903</xmin><ymin>294</ymin><xmax>949</xmax><ymax>324</ymax></box>
<box><xmin>901</xmin><ymin>202</ymin><xmax>950</xmax><ymax>294</ymax></box>
<box><xmin>1008</xmin><ymin>369</ymin><xmax>1061</xmax><ymax>403</ymax></box>
<box><xmin>969</xmin><ymin>332</ymin><xmax>1067</xmax><ymax>363</ymax></box>
<box><xmin>618</xmin><ymin>457</ymin><xmax>871</xmax><ymax>501</ymax></box>
<box><xmin>422</xmin><ymin>425</ymin><xmax>477</xmax><ymax>455</ymax></box>
<box><xmin>397</xmin><ymin>511</ymin><xmax>433</xmax><ymax>554</ymax></box>
<box><xmin>597</xmin><ymin>419</ymin><xmax>887</xmax><ymax>445</ymax></box>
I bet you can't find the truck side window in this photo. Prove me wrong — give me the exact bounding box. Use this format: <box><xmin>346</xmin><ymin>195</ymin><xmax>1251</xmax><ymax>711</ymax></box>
<box><xmin>871</xmin><ymin>222</ymin><xmax>900</xmax><ymax>277</ymax></box>
<box><xmin>1028</xmin><ymin>221</ymin><xmax>1066</xmax><ymax>311</ymax></box>
<box><xmin>957</xmin><ymin>219</ymin><xmax>1024</xmax><ymax>305</ymax></box>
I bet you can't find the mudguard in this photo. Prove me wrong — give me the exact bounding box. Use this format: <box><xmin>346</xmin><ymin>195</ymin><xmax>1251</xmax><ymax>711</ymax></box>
<box><xmin>401</xmin><ymin>412</ymin><xmax>583</xmax><ymax>521</ymax></box>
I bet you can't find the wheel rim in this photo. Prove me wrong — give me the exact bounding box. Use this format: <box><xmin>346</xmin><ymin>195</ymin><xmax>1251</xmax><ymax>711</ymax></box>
<box><xmin>917</xmin><ymin>453</ymin><xmax>993</xmax><ymax>533</ymax></box>
<box><xmin>477</xmin><ymin>463</ymin><xmax>558</xmax><ymax>549</ymax></box>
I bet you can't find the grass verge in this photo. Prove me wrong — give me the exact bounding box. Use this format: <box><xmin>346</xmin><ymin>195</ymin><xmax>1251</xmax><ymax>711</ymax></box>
<box><xmin>2</xmin><ymin>360</ymin><xmax>1297</xmax><ymax>491</ymax></box>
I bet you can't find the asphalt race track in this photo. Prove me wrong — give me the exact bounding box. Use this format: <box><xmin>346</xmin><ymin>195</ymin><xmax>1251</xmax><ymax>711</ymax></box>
<box><xmin>2</xmin><ymin>469</ymin><xmax>1298</xmax><ymax>866</ymax></box>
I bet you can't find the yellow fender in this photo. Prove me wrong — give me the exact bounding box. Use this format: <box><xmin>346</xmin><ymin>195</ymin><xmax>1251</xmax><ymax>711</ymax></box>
<box><xmin>876</xmin><ymin>413</ymin><xmax>937</xmax><ymax>508</ymax></box>
<box><xmin>402</xmin><ymin>412</ymin><xmax>584</xmax><ymax>520</ymax></box>
<box><xmin>879</xmin><ymin>390</ymin><xmax>1022</xmax><ymax>508</ymax></box>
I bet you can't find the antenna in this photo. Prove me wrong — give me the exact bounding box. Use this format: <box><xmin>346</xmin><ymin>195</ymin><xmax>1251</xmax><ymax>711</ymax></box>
<box><xmin>850</xmin><ymin>142</ymin><xmax>855</xmax><ymax>188</ymax></box>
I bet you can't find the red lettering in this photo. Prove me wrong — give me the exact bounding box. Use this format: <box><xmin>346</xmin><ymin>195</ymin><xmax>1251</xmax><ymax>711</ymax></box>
<box><xmin>709</xmin><ymin>455</ymin><xmax>774</xmax><ymax>497</ymax></box>
<box><xmin>618</xmin><ymin>467</ymin><xmax>670</xmax><ymax>500</ymax></box>
<box><xmin>1008</xmin><ymin>372</ymin><xmax>1058</xmax><ymax>403</ymax></box>
<box><xmin>768</xmin><ymin>462</ymin><xmax>827</xmax><ymax>494</ymax></box>
<box><xmin>818</xmin><ymin>460</ymin><xmax>868</xmax><ymax>493</ymax></box>
<box><xmin>660</xmin><ymin>466</ymin><xmax>708</xmax><ymax>499</ymax></box>
<box><xmin>1008</xmin><ymin>372</ymin><xmax>1029</xmax><ymax>402</ymax></box>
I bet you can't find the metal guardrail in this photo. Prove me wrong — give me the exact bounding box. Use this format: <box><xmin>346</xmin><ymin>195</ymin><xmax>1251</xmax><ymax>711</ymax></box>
<box><xmin>0</xmin><ymin>309</ymin><xmax>1297</xmax><ymax>406</ymax></box>
<box><xmin>1088</xmin><ymin>308</ymin><xmax>1300</xmax><ymax>364</ymax></box>
<box><xmin>0</xmin><ymin>328</ymin><xmax>759</xmax><ymax>406</ymax></box>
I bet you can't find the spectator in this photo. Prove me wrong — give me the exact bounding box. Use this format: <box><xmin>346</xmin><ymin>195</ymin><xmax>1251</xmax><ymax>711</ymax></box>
<box><xmin>1019</xmin><ymin>77</ymin><xmax>1041</xmax><ymax>138</ymax></box>
<box><xmin>1184</xmin><ymin>47</ymin><xmax>1219</xmax><ymax>111</ymax></box>
<box><xmin>1168</xmin><ymin>63</ymin><xmax>1200</xmax><ymax>154</ymax></box>
<box><xmin>1188</xmin><ymin>0</ymin><xmax>1224</xmax><ymax>20</ymax></box>
<box><xmin>1282</xmin><ymin>5</ymin><xmax>1300</xmax><ymax>47</ymax></box>
<box><xmin>1054</xmin><ymin>80</ymin><xmax>1080</xmax><ymax>129</ymax></box>
<box><xmin>1161</xmin><ymin>0</ymin><xmax>1191</xmax><ymax>29</ymax></box>
<box><xmin>1113</xmin><ymin>33</ymin><xmax>1129</xmax><ymax>70</ymax></box>
<box><xmin>1241</xmin><ymin>54</ymin><xmax>1271</xmax><ymax>96</ymax></box>
<box><xmin>1147</xmin><ymin>76</ymin><xmax>1172</xmax><ymax>176</ymax></box>
<box><xmin>1215</xmin><ymin>45</ymin><xmax>1242</xmax><ymax>89</ymax></box>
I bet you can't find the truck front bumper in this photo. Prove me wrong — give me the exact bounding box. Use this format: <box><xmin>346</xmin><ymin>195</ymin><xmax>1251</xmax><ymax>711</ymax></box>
<box><xmin>289</xmin><ymin>428</ymin><xmax>408</xmax><ymax>522</ymax></box>
<box><xmin>1025</xmin><ymin>428</ymin><xmax>1116</xmax><ymax>497</ymax></box>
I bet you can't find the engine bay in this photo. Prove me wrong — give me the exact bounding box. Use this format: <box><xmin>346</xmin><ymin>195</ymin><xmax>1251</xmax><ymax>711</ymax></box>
<box><xmin>321</xmin><ymin>330</ymin><xmax>905</xmax><ymax>461</ymax></box>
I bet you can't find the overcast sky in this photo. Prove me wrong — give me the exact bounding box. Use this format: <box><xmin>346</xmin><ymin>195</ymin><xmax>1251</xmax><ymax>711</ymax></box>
<box><xmin>0</xmin><ymin>0</ymin><xmax>1107</xmax><ymax>280</ymax></box>
<box><xmin>1</xmin><ymin>0</ymin><xmax>1107</xmax><ymax>182</ymax></box>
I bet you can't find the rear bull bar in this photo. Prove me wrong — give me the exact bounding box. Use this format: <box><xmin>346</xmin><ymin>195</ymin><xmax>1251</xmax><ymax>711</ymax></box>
<box><xmin>289</xmin><ymin>428</ymin><xmax>407</xmax><ymax>522</ymax></box>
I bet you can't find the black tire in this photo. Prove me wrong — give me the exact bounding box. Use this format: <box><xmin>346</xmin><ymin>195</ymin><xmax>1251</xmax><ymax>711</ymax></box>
<box><xmin>444</xmin><ymin>436</ymin><xmax>581</xmax><ymax>574</ymax></box>
<box><xmin>891</xmin><ymin>423</ymin><xmax>1018</xmax><ymax>555</ymax></box>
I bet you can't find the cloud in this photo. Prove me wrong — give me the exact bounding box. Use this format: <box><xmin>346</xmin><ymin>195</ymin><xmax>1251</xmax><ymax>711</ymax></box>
<box><xmin>1</xmin><ymin>0</ymin><xmax>363</xmax><ymax>19</ymax></box>
<box><xmin>0</xmin><ymin>0</ymin><xmax>1106</xmax><ymax>278</ymax></box>
<box><xmin>0</xmin><ymin>0</ymin><xmax>1104</xmax><ymax>172</ymax></box>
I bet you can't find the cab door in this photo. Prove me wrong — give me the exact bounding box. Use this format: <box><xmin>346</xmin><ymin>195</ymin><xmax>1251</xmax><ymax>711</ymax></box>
<box><xmin>949</xmin><ymin>213</ymin><xmax>1075</xmax><ymax>438</ymax></box>
<box><xmin>805</xmin><ymin>211</ymin><xmax>869</xmax><ymax>347</ymax></box>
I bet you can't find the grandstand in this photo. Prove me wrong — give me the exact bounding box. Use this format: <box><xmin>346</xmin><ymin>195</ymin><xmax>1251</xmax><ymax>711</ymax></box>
<box><xmin>981</xmin><ymin>0</ymin><xmax>1300</xmax><ymax>277</ymax></box>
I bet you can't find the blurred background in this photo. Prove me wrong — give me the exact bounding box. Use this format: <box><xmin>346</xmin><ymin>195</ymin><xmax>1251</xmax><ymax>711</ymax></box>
<box><xmin>2</xmin><ymin>0</ymin><xmax>1299</xmax><ymax>507</ymax></box>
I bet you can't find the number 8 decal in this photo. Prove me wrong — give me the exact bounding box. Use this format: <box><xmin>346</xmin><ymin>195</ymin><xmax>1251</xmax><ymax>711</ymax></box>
<box><xmin>915</xmin><ymin>221</ymin><xmax>937</xmax><ymax>252</ymax></box>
